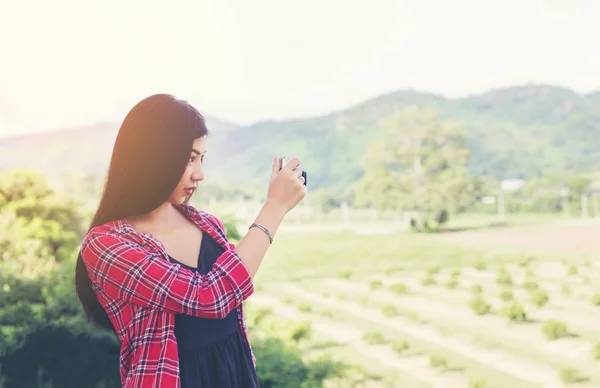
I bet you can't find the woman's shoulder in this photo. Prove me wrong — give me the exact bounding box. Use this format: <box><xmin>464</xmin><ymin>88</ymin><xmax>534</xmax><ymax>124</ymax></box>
<box><xmin>177</xmin><ymin>204</ymin><xmax>227</xmax><ymax>234</ymax></box>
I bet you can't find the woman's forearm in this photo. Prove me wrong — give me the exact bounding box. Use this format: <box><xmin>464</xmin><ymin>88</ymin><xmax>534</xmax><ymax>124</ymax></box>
<box><xmin>234</xmin><ymin>200</ymin><xmax>287</xmax><ymax>278</ymax></box>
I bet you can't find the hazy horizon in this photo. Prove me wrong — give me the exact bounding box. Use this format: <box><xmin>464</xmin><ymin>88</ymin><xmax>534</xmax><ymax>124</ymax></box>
<box><xmin>1</xmin><ymin>0</ymin><xmax>599</xmax><ymax>138</ymax></box>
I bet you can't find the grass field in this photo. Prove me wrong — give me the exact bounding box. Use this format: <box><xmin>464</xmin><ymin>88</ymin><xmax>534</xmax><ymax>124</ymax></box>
<box><xmin>245</xmin><ymin>217</ymin><xmax>600</xmax><ymax>387</ymax></box>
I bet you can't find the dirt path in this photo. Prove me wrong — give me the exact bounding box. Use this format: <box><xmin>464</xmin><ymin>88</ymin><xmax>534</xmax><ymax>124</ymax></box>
<box><xmin>250</xmin><ymin>294</ymin><xmax>468</xmax><ymax>388</ymax></box>
<box><xmin>433</xmin><ymin>222</ymin><xmax>600</xmax><ymax>254</ymax></box>
<box><xmin>279</xmin><ymin>283</ymin><xmax>564</xmax><ymax>388</ymax></box>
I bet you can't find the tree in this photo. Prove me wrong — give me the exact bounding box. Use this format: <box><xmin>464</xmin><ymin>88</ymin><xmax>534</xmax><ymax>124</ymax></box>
<box><xmin>353</xmin><ymin>107</ymin><xmax>473</xmax><ymax>230</ymax></box>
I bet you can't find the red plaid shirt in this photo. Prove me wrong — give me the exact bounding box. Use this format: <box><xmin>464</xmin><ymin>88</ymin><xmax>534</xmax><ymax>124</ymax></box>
<box><xmin>80</xmin><ymin>204</ymin><xmax>255</xmax><ymax>388</ymax></box>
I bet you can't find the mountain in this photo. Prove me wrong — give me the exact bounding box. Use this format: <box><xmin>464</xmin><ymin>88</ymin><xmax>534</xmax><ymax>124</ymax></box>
<box><xmin>1</xmin><ymin>84</ymin><xmax>599</xmax><ymax>195</ymax></box>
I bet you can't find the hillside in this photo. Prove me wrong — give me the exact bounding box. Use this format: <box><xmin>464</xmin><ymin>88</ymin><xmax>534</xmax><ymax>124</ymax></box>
<box><xmin>1</xmin><ymin>84</ymin><xmax>599</xmax><ymax>194</ymax></box>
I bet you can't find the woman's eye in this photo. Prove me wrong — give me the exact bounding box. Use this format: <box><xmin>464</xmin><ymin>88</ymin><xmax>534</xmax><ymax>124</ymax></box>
<box><xmin>189</xmin><ymin>156</ymin><xmax>196</xmax><ymax>163</ymax></box>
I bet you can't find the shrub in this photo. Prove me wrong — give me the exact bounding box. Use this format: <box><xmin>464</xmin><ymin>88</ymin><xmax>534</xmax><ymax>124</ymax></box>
<box><xmin>469</xmin><ymin>377</ymin><xmax>487</xmax><ymax>388</ymax></box>
<box><xmin>427</xmin><ymin>266</ymin><xmax>441</xmax><ymax>275</ymax></box>
<box><xmin>337</xmin><ymin>271</ymin><xmax>352</xmax><ymax>280</ymax></box>
<box><xmin>289</xmin><ymin>321</ymin><xmax>312</xmax><ymax>343</ymax></box>
<box><xmin>363</xmin><ymin>331</ymin><xmax>386</xmax><ymax>345</ymax></box>
<box><xmin>471</xmin><ymin>284</ymin><xmax>483</xmax><ymax>295</ymax></box>
<box><xmin>429</xmin><ymin>354</ymin><xmax>448</xmax><ymax>368</ymax></box>
<box><xmin>559</xmin><ymin>368</ymin><xmax>585</xmax><ymax>384</ymax></box>
<box><xmin>522</xmin><ymin>278</ymin><xmax>539</xmax><ymax>291</ymax></box>
<box><xmin>421</xmin><ymin>276</ymin><xmax>436</xmax><ymax>286</ymax></box>
<box><xmin>502</xmin><ymin>302</ymin><xmax>527</xmax><ymax>321</ymax></box>
<box><xmin>519</xmin><ymin>256</ymin><xmax>535</xmax><ymax>267</ymax></box>
<box><xmin>583</xmin><ymin>275</ymin><xmax>591</xmax><ymax>284</ymax></box>
<box><xmin>474</xmin><ymin>259</ymin><xmax>487</xmax><ymax>271</ymax></box>
<box><xmin>496</xmin><ymin>268</ymin><xmax>513</xmax><ymax>286</ymax></box>
<box><xmin>251</xmin><ymin>306</ymin><xmax>274</xmax><ymax>325</ymax></box>
<box><xmin>388</xmin><ymin>283</ymin><xmax>408</xmax><ymax>295</ymax></box>
<box><xmin>530</xmin><ymin>289</ymin><xmax>550</xmax><ymax>308</ymax></box>
<box><xmin>444</xmin><ymin>278</ymin><xmax>459</xmax><ymax>289</ymax></box>
<box><xmin>469</xmin><ymin>297</ymin><xmax>491</xmax><ymax>316</ymax></box>
<box><xmin>500</xmin><ymin>289</ymin><xmax>514</xmax><ymax>302</ymax></box>
<box><xmin>297</xmin><ymin>303</ymin><xmax>312</xmax><ymax>313</ymax></box>
<box><xmin>591</xmin><ymin>293</ymin><xmax>600</xmax><ymax>306</ymax></box>
<box><xmin>392</xmin><ymin>339</ymin><xmax>410</xmax><ymax>354</ymax></box>
<box><xmin>369</xmin><ymin>280</ymin><xmax>383</xmax><ymax>290</ymax></box>
<box><xmin>568</xmin><ymin>264</ymin><xmax>578</xmax><ymax>276</ymax></box>
<box><xmin>541</xmin><ymin>320</ymin><xmax>567</xmax><ymax>340</ymax></box>
<box><xmin>592</xmin><ymin>343</ymin><xmax>600</xmax><ymax>360</ymax></box>
<box><xmin>560</xmin><ymin>283</ymin><xmax>571</xmax><ymax>296</ymax></box>
<box><xmin>381</xmin><ymin>304</ymin><xmax>400</xmax><ymax>317</ymax></box>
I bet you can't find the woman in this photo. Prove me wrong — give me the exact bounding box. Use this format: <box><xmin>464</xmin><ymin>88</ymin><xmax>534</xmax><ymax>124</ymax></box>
<box><xmin>75</xmin><ymin>94</ymin><xmax>306</xmax><ymax>388</ymax></box>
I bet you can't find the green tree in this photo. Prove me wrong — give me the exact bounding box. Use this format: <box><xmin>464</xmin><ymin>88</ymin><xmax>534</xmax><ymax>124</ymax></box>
<box><xmin>353</xmin><ymin>107</ymin><xmax>472</xmax><ymax>230</ymax></box>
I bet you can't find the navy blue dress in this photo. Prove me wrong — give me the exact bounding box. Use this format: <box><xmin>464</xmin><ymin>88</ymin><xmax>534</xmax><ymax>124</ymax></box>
<box><xmin>169</xmin><ymin>232</ymin><xmax>259</xmax><ymax>388</ymax></box>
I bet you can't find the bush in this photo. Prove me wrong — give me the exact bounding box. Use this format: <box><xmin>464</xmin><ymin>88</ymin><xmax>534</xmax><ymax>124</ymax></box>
<box><xmin>363</xmin><ymin>331</ymin><xmax>386</xmax><ymax>345</ymax></box>
<box><xmin>388</xmin><ymin>283</ymin><xmax>408</xmax><ymax>295</ymax></box>
<box><xmin>0</xmin><ymin>323</ymin><xmax>121</xmax><ymax>388</ymax></box>
<box><xmin>296</xmin><ymin>303</ymin><xmax>312</xmax><ymax>313</ymax></box>
<box><xmin>381</xmin><ymin>304</ymin><xmax>400</xmax><ymax>317</ymax></box>
<box><xmin>391</xmin><ymin>339</ymin><xmax>410</xmax><ymax>354</ymax></box>
<box><xmin>469</xmin><ymin>297</ymin><xmax>491</xmax><ymax>316</ymax></box>
<box><xmin>474</xmin><ymin>259</ymin><xmax>487</xmax><ymax>271</ymax></box>
<box><xmin>591</xmin><ymin>293</ymin><xmax>600</xmax><ymax>306</ymax></box>
<box><xmin>369</xmin><ymin>280</ymin><xmax>383</xmax><ymax>290</ymax></box>
<box><xmin>530</xmin><ymin>289</ymin><xmax>550</xmax><ymax>308</ymax></box>
<box><xmin>592</xmin><ymin>343</ymin><xmax>600</xmax><ymax>360</ymax></box>
<box><xmin>337</xmin><ymin>271</ymin><xmax>352</xmax><ymax>280</ymax></box>
<box><xmin>561</xmin><ymin>283</ymin><xmax>571</xmax><ymax>296</ymax></box>
<box><xmin>444</xmin><ymin>278</ymin><xmax>459</xmax><ymax>289</ymax></box>
<box><xmin>471</xmin><ymin>284</ymin><xmax>483</xmax><ymax>295</ymax></box>
<box><xmin>253</xmin><ymin>336</ymin><xmax>342</xmax><ymax>388</ymax></box>
<box><xmin>522</xmin><ymin>278</ymin><xmax>539</xmax><ymax>291</ymax></box>
<box><xmin>559</xmin><ymin>368</ymin><xmax>585</xmax><ymax>384</ymax></box>
<box><xmin>421</xmin><ymin>276</ymin><xmax>436</xmax><ymax>286</ymax></box>
<box><xmin>542</xmin><ymin>320</ymin><xmax>568</xmax><ymax>340</ymax></box>
<box><xmin>496</xmin><ymin>268</ymin><xmax>513</xmax><ymax>286</ymax></box>
<box><xmin>568</xmin><ymin>264</ymin><xmax>578</xmax><ymax>276</ymax></box>
<box><xmin>502</xmin><ymin>302</ymin><xmax>527</xmax><ymax>321</ymax></box>
<box><xmin>428</xmin><ymin>354</ymin><xmax>448</xmax><ymax>368</ymax></box>
<box><xmin>469</xmin><ymin>377</ymin><xmax>487</xmax><ymax>388</ymax></box>
<box><xmin>499</xmin><ymin>289</ymin><xmax>514</xmax><ymax>302</ymax></box>
<box><xmin>289</xmin><ymin>321</ymin><xmax>312</xmax><ymax>343</ymax></box>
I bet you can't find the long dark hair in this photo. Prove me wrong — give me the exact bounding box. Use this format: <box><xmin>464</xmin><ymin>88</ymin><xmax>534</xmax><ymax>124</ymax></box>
<box><xmin>75</xmin><ymin>94</ymin><xmax>208</xmax><ymax>333</ymax></box>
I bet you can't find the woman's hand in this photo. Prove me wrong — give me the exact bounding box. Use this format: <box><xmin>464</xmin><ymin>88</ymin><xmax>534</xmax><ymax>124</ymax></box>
<box><xmin>266</xmin><ymin>155</ymin><xmax>306</xmax><ymax>214</ymax></box>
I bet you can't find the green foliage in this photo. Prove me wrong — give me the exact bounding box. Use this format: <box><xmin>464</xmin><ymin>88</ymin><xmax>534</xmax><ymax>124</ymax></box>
<box><xmin>337</xmin><ymin>271</ymin><xmax>352</xmax><ymax>280</ymax></box>
<box><xmin>444</xmin><ymin>278</ymin><xmax>459</xmax><ymax>289</ymax></box>
<box><xmin>363</xmin><ymin>331</ymin><xmax>386</xmax><ymax>345</ymax></box>
<box><xmin>353</xmin><ymin>107</ymin><xmax>472</xmax><ymax>230</ymax></box>
<box><xmin>530</xmin><ymin>289</ymin><xmax>550</xmax><ymax>308</ymax></box>
<box><xmin>471</xmin><ymin>284</ymin><xmax>483</xmax><ymax>295</ymax></box>
<box><xmin>559</xmin><ymin>367</ymin><xmax>586</xmax><ymax>384</ymax></box>
<box><xmin>592</xmin><ymin>343</ymin><xmax>600</xmax><ymax>360</ymax></box>
<box><xmin>591</xmin><ymin>294</ymin><xmax>600</xmax><ymax>306</ymax></box>
<box><xmin>502</xmin><ymin>302</ymin><xmax>527</xmax><ymax>321</ymax></box>
<box><xmin>522</xmin><ymin>277</ymin><xmax>539</xmax><ymax>291</ymax></box>
<box><xmin>428</xmin><ymin>354</ymin><xmax>448</xmax><ymax>368</ymax></box>
<box><xmin>568</xmin><ymin>264</ymin><xmax>579</xmax><ymax>276</ymax></box>
<box><xmin>561</xmin><ymin>283</ymin><xmax>572</xmax><ymax>296</ymax></box>
<box><xmin>469</xmin><ymin>377</ymin><xmax>487</xmax><ymax>388</ymax></box>
<box><xmin>541</xmin><ymin>320</ymin><xmax>568</xmax><ymax>341</ymax></box>
<box><xmin>474</xmin><ymin>259</ymin><xmax>487</xmax><ymax>271</ymax></box>
<box><xmin>421</xmin><ymin>275</ymin><xmax>436</xmax><ymax>286</ymax></box>
<box><xmin>496</xmin><ymin>268</ymin><xmax>513</xmax><ymax>286</ymax></box>
<box><xmin>219</xmin><ymin>213</ymin><xmax>241</xmax><ymax>242</ymax></box>
<box><xmin>369</xmin><ymin>280</ymin><xmax>383</xmax><ymax>290</ymax></box>
<box><xmin>469</xmin><ymin>297</ymin><xmax>491</xmax><ymax>316</ymax></box>
<box><xmin>253</xmin><ymin>336</ymin><xmax>341</xmax><ymax>388</ymax></box>
<box><xmin>500</xmin><ymin>289</ymin><xmax>514</xmax><ymax>302</ymax></box>
<box><xmin>388</xmin><ymin>283</ymin><xmax>408</xmax><ymax>295</ymax></box>
<box><xmin>381</xmin><ymin>304</ymin><xmax>400</xmax><ymax>317</ymax></box>
<box><xmin>391</xmin><ymin>339</ymin><xmax>410</xmax><ymax>354</ymax></box>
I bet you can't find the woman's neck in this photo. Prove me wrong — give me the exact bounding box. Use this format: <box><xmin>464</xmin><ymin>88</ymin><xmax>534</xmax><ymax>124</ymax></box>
<box><xmin>128</xmin><ymin>202</ymin><xmax>180</xmax><ymax>234</ymax></box>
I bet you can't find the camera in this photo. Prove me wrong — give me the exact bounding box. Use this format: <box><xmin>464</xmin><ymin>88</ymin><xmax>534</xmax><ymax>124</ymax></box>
<box><xmin>280</xmin><ymin>156</ymin><xmax>307</xmax><ymax>186</ymax></box>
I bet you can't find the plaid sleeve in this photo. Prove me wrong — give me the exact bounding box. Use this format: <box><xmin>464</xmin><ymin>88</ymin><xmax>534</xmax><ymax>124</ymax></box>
<box><xmin>81</xmin><ymin>230</ymin><xmax>254</xmax><ymax>318</ymax></box>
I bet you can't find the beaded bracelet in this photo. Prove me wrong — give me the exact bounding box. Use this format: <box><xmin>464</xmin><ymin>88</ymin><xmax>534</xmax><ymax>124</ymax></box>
<box><xmin>249</xmin><ymin>223</ymin><xmax>273</xmax><ymax>244</ymax></box>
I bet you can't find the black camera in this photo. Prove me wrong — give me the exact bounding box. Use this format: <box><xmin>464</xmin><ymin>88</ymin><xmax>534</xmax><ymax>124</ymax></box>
<box><xmin>280</xmin><ymin>156</ymin><xmax>307</xmax><ymax>186</ymax></box>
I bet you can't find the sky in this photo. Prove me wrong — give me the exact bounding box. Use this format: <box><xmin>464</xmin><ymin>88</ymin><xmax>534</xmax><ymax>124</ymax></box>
<box><xmin>1</xmin><ymin>0</ymin><xmax>599</xmax><ymax>137</ymax></box>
